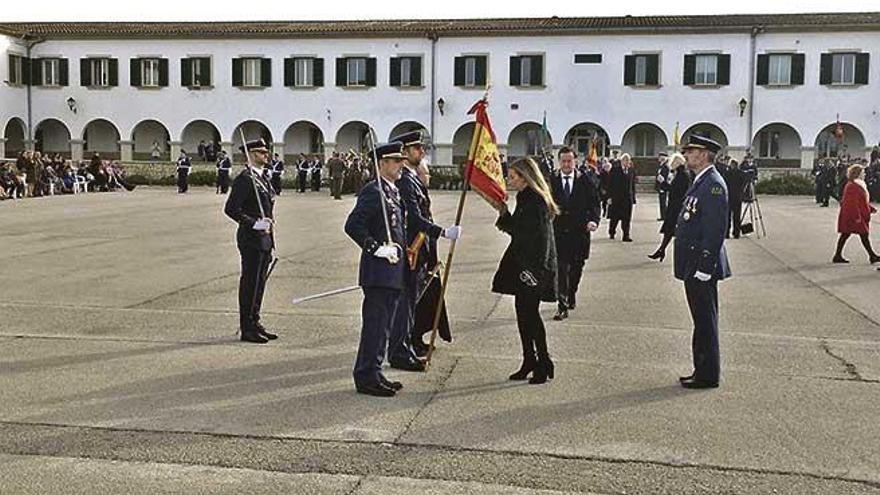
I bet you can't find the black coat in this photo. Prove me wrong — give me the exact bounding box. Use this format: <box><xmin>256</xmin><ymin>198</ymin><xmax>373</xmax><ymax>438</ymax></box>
<box><xmin>608</xmin><ymin>165</ymin><xmax>636</xmax><ymax>219</ymax></box>
<box><xmin>661</xmin><ymin>166</ymin><xmax>692</xmax><ymax>235</ymax></box>
<box><xmin>550</xmin><ymin>171</ymin><xmax>601</xmax><ymax>262</ymax></box>
<box><xmin>722</xmin><ymin>166</ymin><xmax>746</xmax><ymax>204</ymax></box>
<box><xmin>492</xmin><ymin>188</ymin><xmax>558</xmax><ymax>303</ymax></box>
<box><xmin>224</xmin><ymin>168</ymin><xmax>275</xmax><ymax>252</ymax></box>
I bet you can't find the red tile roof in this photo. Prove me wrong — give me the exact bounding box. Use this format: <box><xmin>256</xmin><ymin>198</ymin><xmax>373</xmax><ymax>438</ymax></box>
<box><xmin>1</xmin><ymin>13</ymin><xmax>879</xmax><ymax>39</ymax></box>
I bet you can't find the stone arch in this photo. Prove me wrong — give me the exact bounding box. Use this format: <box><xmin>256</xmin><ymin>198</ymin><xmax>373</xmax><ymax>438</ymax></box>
<box><xmin>232</xmin><ymin>120</ymin><xmax>273</xmax><ymax>161</ymax></box>
<box><xmin>621</xmin><ymin>123</ymin><xmax>669</xmax><ymax>173</ymax></box>
<box><xmin>335</xmin><ymin>121</ymin><xmax>371</xmax><ymax>155</ymax></box>
<box><xmin>564</xmin><ymin>122</ymin><xmax>610</xmax><ymax>160</ymax></box>
<box><xmin>389</xmin><ymin>121</ymin><xmax>430</xmax><ymax>143</ymax></box>
<box><xmin>131</xmin><ymin>119</ymin><xmax>171</xmax><ymax>161</ymax></box>
<box><xmin>4</xmin><ymin>117</ymin><xmax>27</xmax><ymax>157</ymax></box>
<box><xmin>507</xmin><ymin>121</ymin><xmax>546</xmax><ymax>160</ymax></box>
<box><xmin>814</xmin><ymin>122</ymin><xmax>866</xmax><ymax>160</ymax></box>
<box><xmin>283</xmin><ymin>121</ymin><xmax>324</xmax><ymax>161</ymax></box>
<box><xmin>180</xmin><ymin>120</ymin><xmax>221</xmax><ymax>158</ymax></box>
<box><xmin>752</xmin><ymin>123</ymin><xmax>802</xmax><ymax>167</ymax></box>
<box><xmin>82</xmin><ymin>119</ymin><xmax>121</xmax><ymax>159</ymax></box>
<box><xmin>682</xmin><ymin>122</ymin><xmax>729</xmax><ymax>150</ymax></box>
<box><xmin>452</xmin><ymin>122</ymin><xmax>477</xmax><ymax>165</ymax></box>
<box><xmin>34</xmin><ymin>119</ymin><xmax>71</xmax><ymax>157</ymax></box>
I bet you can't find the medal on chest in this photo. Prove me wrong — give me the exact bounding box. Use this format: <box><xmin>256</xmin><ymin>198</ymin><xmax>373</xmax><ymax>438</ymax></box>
<box><xmin>683</xmin><ymin>196</ymin><xmax>698</xmax><ymax>221</ymax></box>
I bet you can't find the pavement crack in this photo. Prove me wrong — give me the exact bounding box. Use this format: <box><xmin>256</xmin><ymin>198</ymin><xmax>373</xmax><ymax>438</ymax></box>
<box><xmin>820</xmin><ymin>338</ymin><xmax>870</xmax><ymax>383</ymax></box>
<box><xmin>393</xmin><ymin>356</ymin><xmax>460</xmax><ymax>444</ymax></box>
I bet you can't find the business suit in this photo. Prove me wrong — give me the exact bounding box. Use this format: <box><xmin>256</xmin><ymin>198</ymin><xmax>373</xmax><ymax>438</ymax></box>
<box><xmin>674</xmin><ymin>165</ymin><xmax>731</xmax><ymax>386</ymax></box>
<box><xmin>608</xmin><ymin>165</ymin><xmax>637</xmax><ymax>240</ymax></box>
<box><xmin>549</xmin><ymin>170</ymin><xmax>601</xmax><ymax>312</ymax></box>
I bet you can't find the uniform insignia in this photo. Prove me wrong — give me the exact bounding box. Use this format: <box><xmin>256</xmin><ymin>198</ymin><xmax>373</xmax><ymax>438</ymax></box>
<box><xmin>711</xmin><ymin>186</ymin><xmax>723</xmax><ymax>196</ymax></box>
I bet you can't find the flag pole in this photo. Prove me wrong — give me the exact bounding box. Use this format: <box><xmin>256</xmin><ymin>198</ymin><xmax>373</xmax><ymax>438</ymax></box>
<box><xmin>425</xmin><ymin>87</ymin><xmax>491</xmax><ymax>367</ymax></box>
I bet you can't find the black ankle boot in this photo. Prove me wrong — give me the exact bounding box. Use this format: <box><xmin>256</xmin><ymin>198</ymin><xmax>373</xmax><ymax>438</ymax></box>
<box><xmin>509</xmin><ymin>359</ymin><xmax>536</xmax><ymax>380</ymax></box>
<box><xmin>529</xmin><ymin>361</ymin><xmax>549</xmax><ymax>384</ymax></box>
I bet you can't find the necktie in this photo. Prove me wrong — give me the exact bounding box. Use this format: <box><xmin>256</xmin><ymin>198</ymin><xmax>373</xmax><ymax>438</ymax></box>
<box><xmin>564</xmin><ymin>176</ymin><xmax>571</xmax><ymax>197</ymax></box>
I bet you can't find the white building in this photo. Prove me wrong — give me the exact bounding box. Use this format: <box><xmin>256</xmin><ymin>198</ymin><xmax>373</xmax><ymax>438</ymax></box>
<box><xmin>2</xmin><ymin>13</ymin><xmax>879</xmax><ymax>170</ymax></box>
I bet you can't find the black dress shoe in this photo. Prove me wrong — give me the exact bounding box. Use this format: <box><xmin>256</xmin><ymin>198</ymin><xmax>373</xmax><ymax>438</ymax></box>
<box><xmin>681</xmin><ymin>379</ymin><xmax>719</xmax><ymax>389</ymax></box>
<box><xmin>240</xmin><ymin>331</ymin><xmax>269</xmax><ymax>344</ymax></box>
<box><xmin>390</xmin><ymin>358</ymin><xmax>426</xmax><ymax>372</ymax></box>
<box><xmin>380</xmin><ymin>376</ymin><xmax>404</xmax><ymax>391</ymax></box>
<box><xmin>356</xmin><ymin>382</ymin><xmax>396</xmax><ymax>397</ymax></box>
<box><xmin>622</xmin><ymin>237</ymin><xmax>633</xmax><ymax>242</ymax></box>
<box><xmin>552</xmin><ymin>309</ymin><xmax>568</xmax><ymax>321</ymax></box>
<box><xmin>647</xmin><ymin>250</ymin><xmax>665</xmax><ymax>262</ymax></box>
<box><xmin>567</xmin><ymin>301</ymin><xmax>576</xmax><ymax>311</ymax></box>
<box><xmin>254</xmin><ymin>323</ymin><xmax>278</xmax><ymax>340</ymax></box>
<box><xmin>832</xmin><ymin>256</ymin><xmax>850</xmax><ymax>264</ymax></box>
<box><xmin>678</xmin><ymin>373</ymin><xmax>695</xmax><ymax>383</ymax></box>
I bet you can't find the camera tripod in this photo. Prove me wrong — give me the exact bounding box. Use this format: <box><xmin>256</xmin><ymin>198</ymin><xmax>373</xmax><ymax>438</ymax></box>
<box><xmin>740</xmin><ymin>181</ymin><xmax>767</xmax><ymax>238</ymax></box>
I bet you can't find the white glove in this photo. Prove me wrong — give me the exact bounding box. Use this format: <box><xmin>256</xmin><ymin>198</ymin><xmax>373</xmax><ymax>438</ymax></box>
<box><xmin>443</xmin><ymin>225</ymin><xmax>462</xmax><ymax>240</ymax></box>
<box><xmin>694</xmin><ymin>271</ymin><xmax>712</xmax><ymax>282</ymax></box>
<box><xmin>373</xmin><ymin>244</ymin><xmax>399</xmax><ymax>263</ymax></box>
<box><xmin>587</xmin><ymin>221</ymin><xmax>598</xmax><ymax>232</ymax></box>
<box><xmin>657</xmin><ymin>174</ymin><xmax>665</xmax><ymax>183</ymax></box>
<box><xmin>252</xmin><ymin>218</ymin><xmax>271</xmax><ymax>231</ymax></box>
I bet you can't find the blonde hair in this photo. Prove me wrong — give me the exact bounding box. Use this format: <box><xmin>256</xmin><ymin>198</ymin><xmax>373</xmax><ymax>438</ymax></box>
<box><xmin>668</xmin><ymin>152</ymin><xmax>686</xmax><ymax>168</ymax></box>
<box><xmin>847</xmin><ymin>164</ymin><xmax>864</xmax><ymax>181</ymax></box>
<box><xmin>510</xmin><ymin>157</ymin><xmax>560</xmax><ymax>216</ymax></box>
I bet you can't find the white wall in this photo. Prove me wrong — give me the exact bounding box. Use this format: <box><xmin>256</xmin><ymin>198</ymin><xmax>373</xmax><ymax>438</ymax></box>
<box><xmin>0</xmin><ymin>26</ymin><xmax>877</xmax><ymax>165</ymax></box>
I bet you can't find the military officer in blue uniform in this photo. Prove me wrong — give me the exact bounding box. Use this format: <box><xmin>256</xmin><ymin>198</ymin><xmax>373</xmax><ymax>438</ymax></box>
<box><xmin>389</xmin><ymin>131</ymin><xmax>461</xmax><ymax>369</ymax></box>
<box><xmin>344</xmin><ymin>142</ymin><xmax>409</xmax><ymax>397</ymax></box>
<box><xmin>224</xmin><ymin>139</ymin><xmax>278</xmax><ymax>344</ymax></box>
<box><xmin>270</xmin><ymin>153</ymin><xmax>284</xmax><ymax>195</ymax></box>
<box><xmin>674</xmin><ymin>135</ymin><xmax>732</xmax><ymax>389</ymax></box>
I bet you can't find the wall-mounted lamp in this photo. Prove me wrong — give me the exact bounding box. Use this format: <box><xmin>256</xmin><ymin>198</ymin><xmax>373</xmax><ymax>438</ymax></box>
<box><xmin>66</xmin><ymin>96</ymin><xmax>77</xmax><ymax>114</ymax></box>
<box><xmin>738</xmin><ymin>98</ymin><xmax>748</xmax><ymax>117</ymax></box>
<box><xmin>437</xmin><ymin>97</ymin><xmax>445</xmax><ymax>116</ymax></box>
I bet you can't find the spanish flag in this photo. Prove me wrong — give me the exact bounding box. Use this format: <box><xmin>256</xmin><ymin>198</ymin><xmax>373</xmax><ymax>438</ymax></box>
<box><xmin>587</xmin><ymin>138</ymin><xmax>599</xmax><ymax>166</ymax></box>
<box><xmin>465</xmin><ymin>98</ymin><xmax>507</xmax><ymax>205</ymax></box>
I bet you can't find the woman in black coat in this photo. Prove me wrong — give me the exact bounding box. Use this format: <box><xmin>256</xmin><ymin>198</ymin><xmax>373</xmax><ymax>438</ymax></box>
<box><xmin>492</xmin><ymin>157</ymin><xmax>559</xmax><ymax>384</ymax></box>
<box><xmin>649</xmin><ymin>153</ymin><xmax>690</xmax><ymax>261</ymax></box>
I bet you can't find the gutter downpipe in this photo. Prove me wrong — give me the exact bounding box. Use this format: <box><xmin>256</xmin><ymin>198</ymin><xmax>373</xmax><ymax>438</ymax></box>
<box><xmin>23</xmin><ymin>34</ymin><xmax>46</xmax><ymax>147</ymax></box>
<box><xmin>746</xmin><ymin>26</ymin><xmax>762</xmax><ymax>154</ymax></box>
<box><xmin>428</xmin><ymin>31</ymin><xmax>438</xmax><ymax>164</ymax></box>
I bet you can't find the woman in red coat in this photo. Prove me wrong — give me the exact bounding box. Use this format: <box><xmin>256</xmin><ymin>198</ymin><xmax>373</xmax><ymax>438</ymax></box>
<box><xmin>833</xmin><ymin>164</ymin><xmax>880</xmax><ymax>264</ymax></box>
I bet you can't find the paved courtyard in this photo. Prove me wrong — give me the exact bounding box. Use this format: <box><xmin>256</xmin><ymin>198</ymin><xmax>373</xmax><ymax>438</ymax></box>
<box><xmin>0</xmin><ymin>187</ymin><xmax>878</xmax><ymax>494</ymax></box>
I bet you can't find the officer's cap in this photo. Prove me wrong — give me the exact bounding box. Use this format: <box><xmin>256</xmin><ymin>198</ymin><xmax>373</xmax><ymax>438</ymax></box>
<box><xmin>658</xmin><ymin>151</ymin><xmax>668</xmax><ymax>157</ymax></box>
<box><xmin>681</xmin><ymin>135</ymin><xmax>722</xmax><ymax>154</ymax></box>
<box><xmin>374</xmin><ymin>141</ymin><xmax>405</xmax><ymax>161</ymax></box>
<box><xmin>392</xmin><ymin>130</ymin><xmax>424</xmax><ymax>148</ymax></box>
<box><xmin>239</xmin><ymin>138</ymin><xmax>269</xmax><ymax>153</ymax></box>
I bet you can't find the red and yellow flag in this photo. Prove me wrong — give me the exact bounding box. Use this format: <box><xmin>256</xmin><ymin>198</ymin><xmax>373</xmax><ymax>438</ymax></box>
<box><xmin>465</xmin><ymin>98</ymin><xmax>507</xmax><ymax>205</ymax></box>
<box><xmin>587</xmin><ymin>139</ymin><xmax>599</xmax><ymax>166</ymax></box>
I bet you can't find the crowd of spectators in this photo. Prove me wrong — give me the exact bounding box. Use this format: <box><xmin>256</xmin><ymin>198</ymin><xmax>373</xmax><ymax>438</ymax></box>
<box><xmin>0</xmin><ymin>151</ymin><xmax>135</xmax><ymax>201</ymax></box>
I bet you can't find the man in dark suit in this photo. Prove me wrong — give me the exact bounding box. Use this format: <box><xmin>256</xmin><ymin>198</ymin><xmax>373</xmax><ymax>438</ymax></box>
<box><xmin>344</xmin><ymin>142</ymin><xmax>410</xmax><ymax>397</ymax></box>
<box><xmin>674</xmin><ymin>135</ymin><xmax>732</xmax><ymax>389</ymax></box>
<box><xmin>390</xmin><ymin>130</ymin><xmax>460</xmax><ymax>368</ymax></box>
<box><xmin>722</xmin><ymin>159</ymin><xmax>746</xmax><ymax>239</ymax></box>
<box><xmin>550</xmin><ymin>147</ymin><xmax>600</xmax><ymax>321</ymax></box>
<box><xmin>608</xmin><ymin>153</ymin><xmax>637</xmax><ymax>241</ymax></box>
<box><xmin>224</xmin><ymin>139</ymin><xmax>278</xmax><ymax>344</ymax></box>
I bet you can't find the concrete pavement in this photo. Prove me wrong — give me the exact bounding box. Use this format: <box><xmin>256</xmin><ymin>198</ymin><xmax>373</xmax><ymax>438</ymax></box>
<box><xmin>0</xmin><ymin>187</ymin><xmax>878</xmax><ymax>494</ymax></box>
